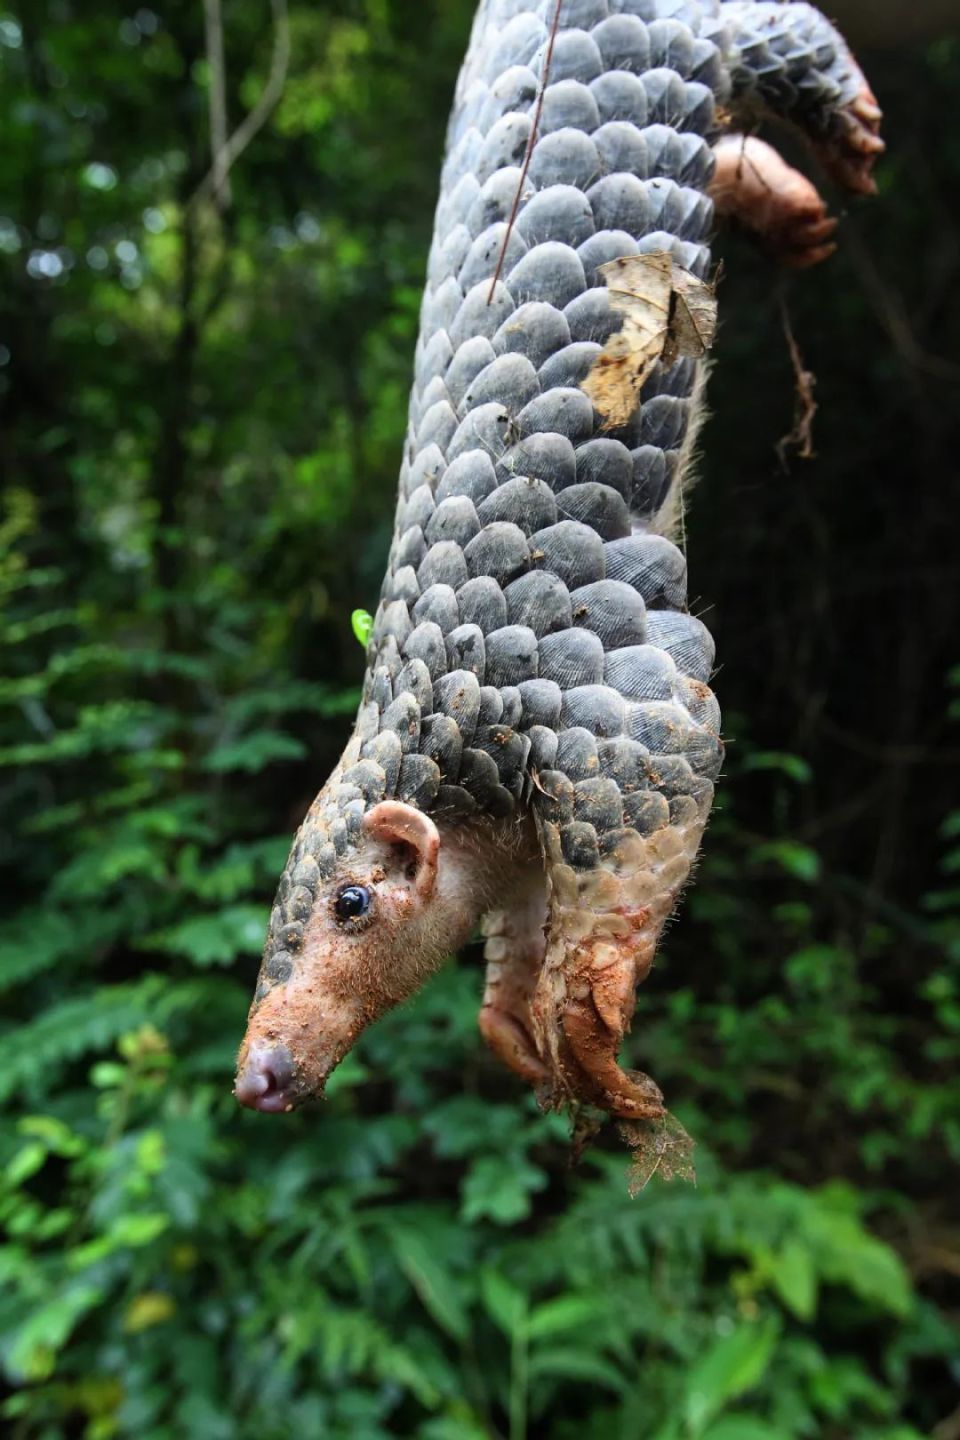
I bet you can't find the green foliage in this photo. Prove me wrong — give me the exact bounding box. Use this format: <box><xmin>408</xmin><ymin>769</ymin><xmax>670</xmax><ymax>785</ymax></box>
<box><xmin>352</xmin><ymin>609</ymin><xmax>375</xmax><ymax>648</ymax></box>
<box><xmin>1</xmin><ymin>3</ymin><xmax>958</xmax><ymax>1438</ymax></box>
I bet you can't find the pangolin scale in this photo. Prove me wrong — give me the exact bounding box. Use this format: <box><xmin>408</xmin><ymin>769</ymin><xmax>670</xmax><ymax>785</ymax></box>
<box><xmin>235</xmin><ymin>0</ymin><xmax>882</xmax><ymax>1125</ymax></box>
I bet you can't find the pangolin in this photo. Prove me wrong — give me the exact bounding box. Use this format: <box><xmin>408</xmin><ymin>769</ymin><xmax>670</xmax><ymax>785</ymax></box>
<box><xmin>235</xmin><ymin>0</ymin><xmax>882</xmax><ymax>1123</ymax></box>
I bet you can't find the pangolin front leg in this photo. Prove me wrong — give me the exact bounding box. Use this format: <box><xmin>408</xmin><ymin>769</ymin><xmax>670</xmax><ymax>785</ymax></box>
<box><xmin>479</xmin><ymin>865</ymin><xmax>550</xmax><ymax>1086</ymax></box>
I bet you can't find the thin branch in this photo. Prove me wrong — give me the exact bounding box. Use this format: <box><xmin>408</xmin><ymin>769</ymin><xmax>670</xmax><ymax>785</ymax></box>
<box><xmin>190</xmin><ymin>0</ymin><xmax>290</xmax><ymax>211</ymax></box>
<box><xmin>486</xmin><ymin>0</ymin><xmax>563</xmax><ymax>304</ymax></box>
<box><xmin>203</xmin><ymin>0</ymin><xmax>232</xmax><ymax>210</ymax></box>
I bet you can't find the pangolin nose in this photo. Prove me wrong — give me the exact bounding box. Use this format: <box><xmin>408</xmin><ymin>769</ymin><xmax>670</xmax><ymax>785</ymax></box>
<box><xmin>234</xmin><ymin>1044</ymin><xmax>298</xmax><ymax>1113</ymax></box>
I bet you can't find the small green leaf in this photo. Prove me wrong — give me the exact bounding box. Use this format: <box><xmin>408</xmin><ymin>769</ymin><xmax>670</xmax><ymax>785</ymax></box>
<box><xmin>6</xmin><ymin>1142</ymin><xmax>47</xmax><ymax>1187</ymax></box>
<box><xmin>112</xmin><ymin>1212</ymin><xmax>170</xmax><ymax>1247</ymax></box>
<box><xmin>742</xmin><ymin>751</ymin><xmax>812</xmax><ymax>784</ymax></box>
<box><xmin>753</xmin><ymin>841</ymin><xmax>821</xmax><ymax>884</ymax></box>
<box><xmin>90</xmin><ymin>1061</ymin><xmax>127</xmax><ymax>1088</ymax></box>
<box><xmin>351</xmin><ymin>608</ymin><xmax>374</xmax><ymax>646</ymax></box>
<box><xmin>17</xmin><ymin>1116</ymin><xmax>84</xmax><ymax>1157</ymax></box>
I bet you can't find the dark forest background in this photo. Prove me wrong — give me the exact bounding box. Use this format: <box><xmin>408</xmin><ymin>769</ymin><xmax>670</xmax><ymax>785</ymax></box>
<box><xmin>1</xmin><ymin>2</ymin><xmax>958</xmax><ymax>1436</ymax></box>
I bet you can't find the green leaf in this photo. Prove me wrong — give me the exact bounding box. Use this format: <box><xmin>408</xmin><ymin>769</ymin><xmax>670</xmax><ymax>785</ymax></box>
<box><xmin>393</xmin><ymin>1231</ymin><xmax>469</xmax><ymax>1343</ymax></box>
<box><xmin>419</xmin><ymin>1415</ymin><xmax>490</xmax><ymax>1440</ymax></box>
<box><xmin>701</xmin><ymin>1419</ymin><xmax>782</xmax><ymax>1440</ymax></box>
<box><xmin>203</xmin><ymin>731</ymin><xmax>308</xmax><ymax>773</ymax></box>
<box><xmin>68</xmin><ymin>1213</ymin><xmax>170</xmax><ymax>1270</ymax></box>
<box><xmin>527</xmin><ymin>1295</ymin><xmax>609</xmax><ymax>1340</ymax></box>
<box><xmin>0</xmin><ymin>701</ymin><xmax>170</xmax><ymax>767</ymax></box>
<box><xmin>7</xmin><ymin>1284</ymin><xmax>105</xmax><ymax>1382</ymax></box>
<box><xmin>111</xmin><ymin>1213</ymin><xmax>170</xmax><ymax>1246</ymax></box>
<box><xmin>0</xmin><ymin>978</ymin><xmax>167</xmax><ymax>1104</ymax></box>
<box><xmin>17</xmin><ymin>1116</ymin><xmax>84</xmax><ymax>1157</ymax></box>
<box><xmin>49</xmin><ymin>839</ymin><xmax>169</xmax><ymax>900</ymax></box>
<box><xmin>802</xmin><ymin>1203</ymin><xmax>913</xmax><ymax>1319</ymax></box>
<box><xmin>5</xmin><ymin>1143</ymin><xmax>47</xmax><ymax>1187</ymax></box>
<box><xmin>753</xmin><ymin>841</ymin><xmax>821</xmax><ymax>884</ymax></box>
<box><xmin>223</xmin><ymin>680</ymin><xmax>359</xmax><ymax>725</ymax></box>
<box><xmin>141</xmin><ymin>904</ymin><xmax>266</xmax><ymax>965</ymax></box>
<box><xmin>741</xmin><ymin>751</ymin><xmax>812</xmax><ymax>784</ymax></box>
<box><xmin>480</xmin><ymin>1269</ymin><xmax>526</xmax><ymax>1339</ymax></box>
<box><xmin>683</xmin><ymin>1318</ymin><xmax>779</xmax><ymax>1437</ymax></box>
<box><xmin>0</xmin><ymin>910</ymin><xmax>120</xmax><ymax>992</ymax></box>
<box><xmin>460</xmin><ymin>1154</ymin><xmax>547</xmax><ymax>1225</ymax></box>
<box><xmin>176</xmin><ymin>837</ymin><xmax>289</xmax><ymax>903</ymax></box>
<box><xmin>771</xmin><ymin>1240</ymin><xmax>817</xmax><ymax>1321</ymax></box>
<box><xmin>527</xmin><ymin>1347</ymin><xmax>628</xmax><ymax>1394</ymax></box>
<box><xmin>351</xmin><ymin>608</ymin><xmax>374</xmax><ymax>646</ymax></box>
<box><xmin>322</xmin><ymin>1051</ymin><xmax>371</xmax><ymax>1096</ymax></box>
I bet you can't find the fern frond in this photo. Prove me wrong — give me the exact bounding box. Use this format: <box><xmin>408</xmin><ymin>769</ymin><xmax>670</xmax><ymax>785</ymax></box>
<box><xmin>0</xmin><ymin>978</ymin><xmax>166</xmax><ymax>1104</ymax></box>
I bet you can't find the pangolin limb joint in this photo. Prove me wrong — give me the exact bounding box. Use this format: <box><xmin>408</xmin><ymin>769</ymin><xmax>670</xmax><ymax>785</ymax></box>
<box><xmin>235</xmin><ymin>0</ymin><xmax>882</xmax><ymax>1130</ymax></box>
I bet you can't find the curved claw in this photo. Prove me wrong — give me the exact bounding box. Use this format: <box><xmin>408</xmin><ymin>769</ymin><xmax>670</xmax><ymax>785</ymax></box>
<box><xmin>822</xmin><ymin>85</ymin><xmax>885</xmax><ymax>195</ymax></box>
<box><xmin>778</xmin><ymin>211</ymin><xmax>839</xmax><ymax>270</ymax></box>
<box><xmin>479</xmin><ymin>1003</ymin><xmax>549</xmax><ymax>1085</ymax></box>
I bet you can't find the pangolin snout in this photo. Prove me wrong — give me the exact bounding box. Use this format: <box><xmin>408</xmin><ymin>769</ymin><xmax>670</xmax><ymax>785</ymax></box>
<box><xmin>234</xmin><ymin>1043</ymin><xmax>299</xmax><ymax>1113</ymax></box>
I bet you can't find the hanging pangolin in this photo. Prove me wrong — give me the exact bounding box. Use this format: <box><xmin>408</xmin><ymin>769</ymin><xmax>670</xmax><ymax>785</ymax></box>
<box><xmin>235</xmin><ymin>0</ymin><xmax>882</xmax><ymax>1121</ymax></box>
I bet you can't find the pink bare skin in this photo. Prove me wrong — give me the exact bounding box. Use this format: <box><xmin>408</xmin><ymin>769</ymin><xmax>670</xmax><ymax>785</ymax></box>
<box><xmin>234</xmin><ymin>802</ymin><xmax>539</xmax><ymax>1112</ymax></box>
<box><xmin>710</xmin><ymin>134</ymin><xmax>840</xmax><ymax>269</ymax></box>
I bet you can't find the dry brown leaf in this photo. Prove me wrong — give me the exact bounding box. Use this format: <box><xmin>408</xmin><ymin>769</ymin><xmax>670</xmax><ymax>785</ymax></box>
<box><xmin>581</xmin><ymin>253</ymin><xmax>718</xmax><ymax>428</ymax></box>
<box><xmin>581</xmin><ymin>253</ymin><xmax>673</xmax><ymax>428</ymax></box>
<box><xmin>665</xmin><ymin>267</ymin><xmax>718</xmax><ymax>366</ymax></box>
<box><xmin>620</xmin><ymin>1112</ymin><xmax>697</xmax><ymax>1194</ymax></box>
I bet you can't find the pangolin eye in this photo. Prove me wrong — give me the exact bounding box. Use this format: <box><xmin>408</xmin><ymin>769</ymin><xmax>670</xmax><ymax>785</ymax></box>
<box><xmin>333</xmin><ymin>884</ymin><xmax>371</xmax><ymax>922</ymax></box>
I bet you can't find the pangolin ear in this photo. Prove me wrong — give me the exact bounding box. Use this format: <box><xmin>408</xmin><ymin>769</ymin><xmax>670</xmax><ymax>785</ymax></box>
<box><xmin>364</xmin><ymin>801</ymin><xmax>440</xmax><ymax>900</ymax></box>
